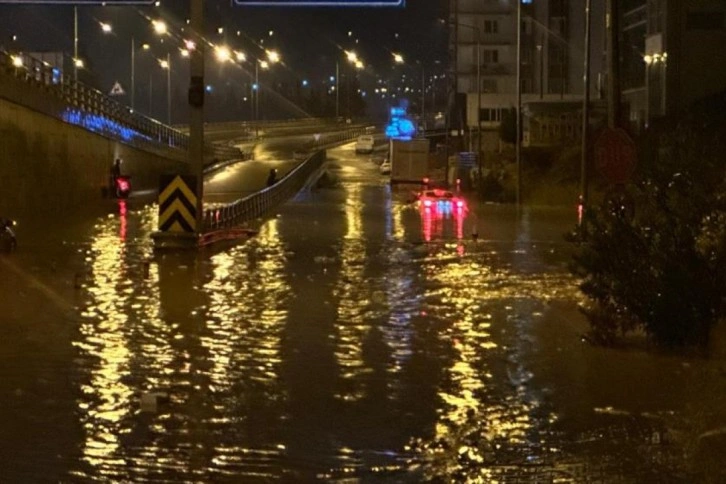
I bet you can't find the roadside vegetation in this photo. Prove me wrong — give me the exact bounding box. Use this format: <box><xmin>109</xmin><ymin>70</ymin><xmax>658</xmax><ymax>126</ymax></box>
<box><xmin>571</xmin><ymin>92</ymin><xmax>726</xmax><ymax>348</ymax></box>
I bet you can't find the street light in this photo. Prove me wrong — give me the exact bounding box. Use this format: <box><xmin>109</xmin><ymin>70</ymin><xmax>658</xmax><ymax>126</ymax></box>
<box><xmin>100</xmin><ymin>22</ymin><xmax>112</xmax><ymax>34</ymax></box>
<box><xmin>131</xmin><ymin>41</ymin><xmax>151</xmax><ymax>111</ymax></box>
<box><xmin>266</xmin><ymin>49</ymin><xmax>280</xmax><ymax>64</ymax></box>
<box><xmin>393</xmin><ymin>52</ymin><xmax>427</xmax><ymax>129</ymax></box>
<box><xmin>215</xmin><ymin>45</ymin><xmax>232</xmax><ymax>63</ymax></box>
<box><xmin>255</xmin><ymin>58</ymin><xmax>271</xmax><ymax>123</ymax></box>
<box><xmin>159</xmin><ymin>53</ymin><xmax>171</xmax><ymax>124</ymax></box>
<box><xmin>152</xmin><ymin>20</ymin><xmax>168</xmax><ymax>36</ymax></box>
<box><xmin>235</xmin><ymin>51</ymin><xmax>246</xmax><ymax>62</ymax></box>
<box><xmin>455</xmin><ymin>22</ymin><xmax>482</xmax><ymax>181</ymax></box>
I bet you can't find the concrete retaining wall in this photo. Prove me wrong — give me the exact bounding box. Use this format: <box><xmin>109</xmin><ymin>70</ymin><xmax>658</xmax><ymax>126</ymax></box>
<box><xmin>0</xmin><ymin>97</ymin><xmax>188</xmax><ymax>213</ymax></box>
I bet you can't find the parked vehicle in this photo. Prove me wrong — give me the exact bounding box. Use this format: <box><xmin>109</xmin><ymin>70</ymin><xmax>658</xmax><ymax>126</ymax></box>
<box><xmin>355</xmin><ymin>135</ymin><xmax>375</xmax><ymax>154</ymax></box>
<box><xmin>0</xmin><ymin>218</ymin><xmax>17</xmax><ymax>253</ymax></box>
<box><xmin>380</xmin><ymin>159</ymin><xmax>392</xmax><ymax>175</ymax></box>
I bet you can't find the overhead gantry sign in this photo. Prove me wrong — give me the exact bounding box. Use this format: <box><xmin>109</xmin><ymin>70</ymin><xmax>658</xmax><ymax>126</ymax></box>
<box><xmin>233</xmin><ymin>0</ymin><xmax>404</xmax><ymax>6</ymax></box>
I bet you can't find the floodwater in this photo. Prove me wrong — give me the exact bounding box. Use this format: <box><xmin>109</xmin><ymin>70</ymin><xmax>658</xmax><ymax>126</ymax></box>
<box><xmin>1</xmin><ymin>143</ymin><xmax>725</xmax><ymax>482</ymax></box>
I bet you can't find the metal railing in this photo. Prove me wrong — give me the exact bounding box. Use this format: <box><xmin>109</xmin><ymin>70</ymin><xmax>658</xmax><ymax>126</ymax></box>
<box><xmin>203</xmin><ymin>150</ymin><xmax>326</xmax><ymax>231</ymax></box>
<box><xmin>202</xmin><ymin>126</ymin><xmax>373</xmax><ymax>232</ymax></box>
<box><xmin>0</xmin><ymin>49</ymin><xmax>241</xmax><ymax>162</ymax></box>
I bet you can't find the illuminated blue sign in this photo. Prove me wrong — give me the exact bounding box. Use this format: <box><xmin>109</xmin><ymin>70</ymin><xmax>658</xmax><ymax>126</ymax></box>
<box><xmin>233</xmin><ymin>0</ymin><xmax>404</xmax><ymax>7</ymax></box>
<box><xmin>385</xmin><ymin>105</ymin><xmax>415</xmax><ymax>140</ymax></box>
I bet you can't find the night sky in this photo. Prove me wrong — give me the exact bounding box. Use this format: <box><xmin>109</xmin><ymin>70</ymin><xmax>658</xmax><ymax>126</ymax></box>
<box><xmin>0</xmin><ymin>1</ymin><xmax>447</xmax><ymax>102</ymax></box>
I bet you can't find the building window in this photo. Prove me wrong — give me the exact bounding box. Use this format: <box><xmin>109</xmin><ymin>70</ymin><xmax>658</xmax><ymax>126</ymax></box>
<box><xmin>549</xmin><ymin>16</ymin><xmax>566</xmax><ymax>35</ymax></box>
<box><xmin>687</xmin><ymin>12</ymin><xmax>725</xmax><ymax>30</ymax></box>
<box><xmin>484</xmin><ymin>20</ymin><xmax>499</xmax><ymax>34</ymax></box>
<box><xmin>481</xmin><ymin>79</ymin><xmax>498</xmax><ymax>93</ymax></box>
<box><xmin>482</xmin><ymin>49</ymin><xmax>499</xmax><ymax>63</ymax></box>
<box><xmin>479</xmin><ymin>108</ymin><xmax>502</xmax><ymax>122</ymax></box>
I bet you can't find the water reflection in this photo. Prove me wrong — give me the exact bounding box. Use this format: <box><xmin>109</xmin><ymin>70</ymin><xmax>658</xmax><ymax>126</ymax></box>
<box><xmin>75</xmin><ymin>207</ymin><xmax>134</xmax><ymax>475</ymax></box>
<box><xmin>53</xmin><ymin>154</ymin><xmax>685</xmax><ymax>483</ymax></box>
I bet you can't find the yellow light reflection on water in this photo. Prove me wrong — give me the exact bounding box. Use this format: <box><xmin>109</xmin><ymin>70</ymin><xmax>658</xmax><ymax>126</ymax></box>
<box><xmin>76</xmin><ymin>211</ymin><xmax>134</xmax><ymax>468</ymax></box>
<box><xmin>334</xmin><ymin>183</ymin><xmax>368</xmax><ymax>402</ymax></box>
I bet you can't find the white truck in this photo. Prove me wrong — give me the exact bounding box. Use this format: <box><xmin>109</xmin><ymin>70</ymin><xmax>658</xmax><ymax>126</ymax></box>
<box><xmin>389</xmin><ymin>138</ymin><xmax>430</xmax><ymax>184</ymax></box>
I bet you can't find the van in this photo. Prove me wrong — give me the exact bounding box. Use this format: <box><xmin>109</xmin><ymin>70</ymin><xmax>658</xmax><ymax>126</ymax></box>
<box><xmin>355</xmin><ymin>135</ymin><xmax>374</xmax><ymax>154</ymax></box>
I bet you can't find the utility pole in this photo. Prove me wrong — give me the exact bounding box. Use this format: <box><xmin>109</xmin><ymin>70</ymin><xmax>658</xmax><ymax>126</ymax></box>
<box><xmin>515</xmin><ymin>0</ymin><xmax>522</xmax><ymax>207</ymax></box>
<box><xmin>606</xmin><ymin>0</ymin><xmax>621</xmax><ymax>128</ymax></box>
<box><xmin>131</xmin><ymin>37</ymin><xmax>135</xmax><ymax>110</ymax></box>
<box><xmin>73</xmin><ymin>6</ymin><xmax>78</xmax><ymax>82</ymax></box>
<box><xmin>166</xmin><ymin>52</ymin><xmax>171</xmax><ymax>124</ymax></box>
<box><xmin>476</xmin><ymin>28</ymin><xmax>481</xmax><ymax>181</ymax></box>
<box><xmin>421</xmin><ymin>63</ymin><xmax>425</xmax><ymax>130</ymax></box>
<box><xmin>336</xmin><ymin>61</ymin><xmax>340</xmax><ymax>118</ymax></box>
<box><xmin>190</xmin><ymin>0</ymin><xmax>204</xmax><ymax>232</ymax></box>
<box><xmin>580</xmin><ymin>0</ymin><xmax>593</xmax><ymax>218</ymax></box>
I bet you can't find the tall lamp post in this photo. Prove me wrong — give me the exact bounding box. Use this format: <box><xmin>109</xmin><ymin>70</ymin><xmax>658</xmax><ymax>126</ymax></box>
<box><xmin>131</xmin><ymin>41</ymin><xmax>151</xmax><ymax>111</ymax></box>
<box><xmin>159</xmin><ymin>53</ymin><xmax>171</xmax><ymax>124</ymax></box>
<box><xmin>393</xmin><ymin>53</ymin><xmax>427</xmax><ymax>129</ymax></box>
<box><xmin>454</xmin><ymin>23</ymin><xmax>482</xmax><ymax>181</ymax></box>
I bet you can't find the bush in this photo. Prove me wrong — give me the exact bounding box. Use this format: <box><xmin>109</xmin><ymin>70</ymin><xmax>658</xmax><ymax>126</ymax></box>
<box><xmin>571</xmin><ymin>94</ymin><xmax>726</xmax><ymax>347</ymax></box>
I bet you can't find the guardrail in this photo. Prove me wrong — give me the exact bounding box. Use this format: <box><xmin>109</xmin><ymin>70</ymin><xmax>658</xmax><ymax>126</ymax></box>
<box><xmin>202</xmin><ymin>126</ymin><xmax>371</xmax><ymax>232</ymax></box>
<box><xmin>203</xmin><ymin>149</ymin><xmax>326</xmax><ymax>231</ymax></box>
<box><xmin>0</xmin><ymin>49</ymin><xmax>241</xmax><ymax>163</ymax></box>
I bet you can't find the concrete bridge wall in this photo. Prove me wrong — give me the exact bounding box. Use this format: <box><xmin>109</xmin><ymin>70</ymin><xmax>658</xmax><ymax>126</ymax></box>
<box><xmin>0</xmin><ymin>96</ymin><xmax>188</xmax><ymax>213</ymax></box>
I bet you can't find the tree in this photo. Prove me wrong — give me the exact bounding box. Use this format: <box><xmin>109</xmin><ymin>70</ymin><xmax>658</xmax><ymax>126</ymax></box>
<box><xmin>571</xmin><ymin>92</ymin><xmax>726</xmax><ymax>347</ymax></box>
<box><xmin>499</xmin><ymin>107</ymin><xmax>518</xmax><ymax>144</ymax></box>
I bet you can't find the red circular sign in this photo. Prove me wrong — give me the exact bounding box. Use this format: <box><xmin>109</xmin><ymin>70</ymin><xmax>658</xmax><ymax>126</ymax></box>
<box><xmin>594</xmin><ymin>127</ymin><xmax>637</xmax><ymax>184</ymax></box>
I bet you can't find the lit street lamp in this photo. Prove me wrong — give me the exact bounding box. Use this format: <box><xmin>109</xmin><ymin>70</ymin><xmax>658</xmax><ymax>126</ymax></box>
<box><xmin>152</xmin><ymin>20</ymin><xmax>168</xmax><ymax>36</ymax></box>
<box><xmin>215</xmin><ymin>45</ymin><xmax>232</xmax><ymax>63</ymax></box>
<box><xmin>393</xmin><ymin>52</ymin><xmax>426</xmax><ymax>129</ymax></box>
<box><xmin>159</xmin><ymin>53</ymin><xmax>171</xmax><ymax>124</ymax></box>
<box><xmin>131</xmin><ymin>40</ymin><xmax>151</xmax><ymax>111</ymax></box>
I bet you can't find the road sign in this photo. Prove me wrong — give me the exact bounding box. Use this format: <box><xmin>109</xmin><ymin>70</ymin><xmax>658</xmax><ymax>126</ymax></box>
<box><xmin>158</xmin><ymin>175</ymin><xmax>197</xmax><ymax>233</ymax></box>
<box><xmin>233</xmin><ymin>0</ymin><xmax>404</xmax><ymax>6</ymax></box>
<box><xmin>109</xmin><ymin>82</ymin><xmax>125</xmax><ymax>96</ymax></box>
<box><xmin>0</xmin><ymin>1</ymin><xmax>153</xmax><ymax>4</ymax></box>
<box><xmin>594</xmin><ymin>127</ymin><xmax>637</xmax><ymax>184</ymax></box>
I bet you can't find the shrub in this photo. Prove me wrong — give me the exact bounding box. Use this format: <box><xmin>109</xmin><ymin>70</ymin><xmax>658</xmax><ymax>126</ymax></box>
<box><xmin>571</xmin><ymin>93</ymin><xmax>726</xmax><ymax>347</ymax></box>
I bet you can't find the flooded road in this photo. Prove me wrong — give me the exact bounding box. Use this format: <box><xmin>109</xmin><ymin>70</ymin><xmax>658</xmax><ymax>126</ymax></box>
<box><xmin>1</xmin><ymin>142</ymin><xmax>724</xmax><ymax>482</ymax></box>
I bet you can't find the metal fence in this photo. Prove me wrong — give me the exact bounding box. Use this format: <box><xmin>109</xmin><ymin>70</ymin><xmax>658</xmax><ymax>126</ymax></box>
<box><xmin>203</xmin><ymin>150</ymin><xmax>326</xmax><ymax>232</ymax></box>
<box><xmin>202</xmin><ymin>126</ymin><xmax>374</xmax><ymax>232</ymax></box>
<box><xmin>0</xmin><ymin>49</ymin><xmax>241</xmax><ymax>162</ymax></box>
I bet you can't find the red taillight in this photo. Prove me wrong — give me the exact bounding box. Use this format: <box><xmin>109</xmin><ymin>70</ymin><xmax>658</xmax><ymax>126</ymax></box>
<box><xmin>117</xmin><ymin>179</ymin><xmax>129</xmax><ymax>191</ymax></box>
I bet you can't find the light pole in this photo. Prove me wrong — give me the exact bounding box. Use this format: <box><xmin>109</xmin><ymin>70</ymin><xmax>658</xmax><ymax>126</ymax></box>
<box><xmin>160</xmin><ymin>53</ymin><xmax>171</xmax><ymax>124</ymax></box>
<box><xmin>73</xmin><ymin>6</ymin><xmax>78</xmax><ymax>81</ymax></box>
<box><xmin>516</xmin><ymin>0</ymin><xmax>522</xmax><ymax>207</ymax></box>
<box><xmin>131</xmin><ymin>41</ymin><xmax>150</xmax><ymax>111</ymax></box>
<box><xmin>336</xmin><ymin>61</ymin><xmax>340</xmax><ymax>119</ymax></box>
<box><xmin>454</xmin><ymin>23</ymin><xmax>482</xmax><ymax>181</ymax></box>
<box><xmin>580</xmin><ymin>0</ymin><xmax>593</xmax><ymax>220</ymax></box>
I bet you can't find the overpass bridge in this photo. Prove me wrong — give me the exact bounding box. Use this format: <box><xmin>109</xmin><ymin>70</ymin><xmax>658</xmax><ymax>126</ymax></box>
<box><xmin>0</xmin><ymin>48</ymin><xmax>370</xmax><ymax>216</ymax></box>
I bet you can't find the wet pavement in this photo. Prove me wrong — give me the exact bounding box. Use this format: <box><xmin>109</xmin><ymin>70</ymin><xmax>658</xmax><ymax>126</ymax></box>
<box><xmin>1</xmin><ymin>142</ymin><xmax>725</xmax><ymax>482</ymax></box>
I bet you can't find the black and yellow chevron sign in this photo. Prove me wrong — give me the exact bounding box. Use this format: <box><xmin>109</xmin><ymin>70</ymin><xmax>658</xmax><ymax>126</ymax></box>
<box><xmin>158</xmin><ymin>175</ymin><xmax>197</xmax><ymax>233</ymax></box>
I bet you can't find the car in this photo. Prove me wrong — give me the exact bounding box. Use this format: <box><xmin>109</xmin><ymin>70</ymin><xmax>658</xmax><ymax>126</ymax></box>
<box><xmin>355</xmin><ymin>135</ymin><xmax>374</xmax><ymax>154</ymax></box>
<box><xmin>380</xmin><ymin>159</ymin><xmax>392</xmax><ymax>175</ymax></box>
<box><xmin>417</xmin><ymin>188</ymin><xmax>467</xmax><ymax>213</ymax></box>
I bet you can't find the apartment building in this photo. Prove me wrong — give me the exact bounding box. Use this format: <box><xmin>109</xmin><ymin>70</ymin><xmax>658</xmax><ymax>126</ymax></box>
<box><xmin>622</xmin><ymin>0</ymin><xmax>726</xmax><ymax>131</ymax></box>
<box><xmin>448</xmin><ymin>0</ymin><xmax>605</xmax><ymax>149</ymax></box>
